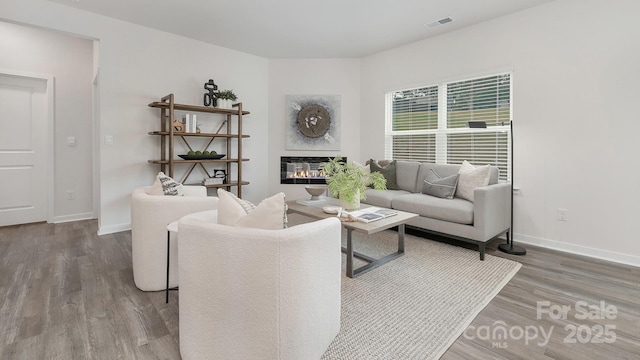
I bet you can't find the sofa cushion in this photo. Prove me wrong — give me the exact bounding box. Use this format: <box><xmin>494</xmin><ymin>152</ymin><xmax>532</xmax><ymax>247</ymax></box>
<box><xmin>392</xmin><ymin>193</ymin><xmax>474</xmax><ymax>225</ymax></box>
<box><xmin>455</xmin><ymin>161</ymin><xmax>490</xmax><ymax>203</ymax></box>
<box><xmin>363</xmin><ymin>188</ymin><xmax>412</xmax><ymax>208</ymax></box>
<box><xmin>370</xmin><ymin>159</ymin><xmax>399</xmax><ymax>190</ymax></box>
<box><xmin>395</xmin><ymin>160</ymin><xmax>421</xmax><ymax>192</ymax></box>
<box><xmin>422</xmin><ymin>169</ymin><xmax>459</xmax><ymax>199</ymax></box>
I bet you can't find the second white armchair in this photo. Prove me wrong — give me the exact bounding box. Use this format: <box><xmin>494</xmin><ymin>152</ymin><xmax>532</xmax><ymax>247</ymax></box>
<box><xmin>130</xmin><ymin>186</ymin><xmax>218</xmax><ymax>291</ymax></box>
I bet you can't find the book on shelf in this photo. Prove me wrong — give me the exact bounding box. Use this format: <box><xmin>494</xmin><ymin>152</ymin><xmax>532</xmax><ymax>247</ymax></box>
<box><xmin>345</xmin><ymin>207</ymin><xmax>398</xmax><ymax>223</ymax></box>
<box><xmin>182</xmin><ymin>114</ymin><xmax>197</xmax><ymax>133</ymax></box>
<box><xmin>182</xmin><ymin>114</ymin><xmax>190</xmax><ymax>133</ymax></box>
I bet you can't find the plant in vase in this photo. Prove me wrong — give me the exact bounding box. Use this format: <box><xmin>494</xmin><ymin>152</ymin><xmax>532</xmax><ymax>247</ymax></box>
<box><xmin>215</xmin><ymin>89</ymin><xmax>238</xmax><ymax>109</ymax></box>
<box><xmin>322</xmin><ymin>156</ymin><xmax>387</xmax><ymax>210</ymax></box>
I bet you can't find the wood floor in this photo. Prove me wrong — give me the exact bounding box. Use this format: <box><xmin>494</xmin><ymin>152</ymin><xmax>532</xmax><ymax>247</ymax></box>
<box><xmin>0</xmin><ymin>219</ymin><xmax>638</xmax><ymax>359</ymax></box>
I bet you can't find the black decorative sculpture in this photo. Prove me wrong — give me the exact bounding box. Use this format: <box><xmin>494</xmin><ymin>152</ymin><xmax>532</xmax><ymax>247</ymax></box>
<box><xmin>203</xmin><ymin>79</ymin><xmax>218</xmax><ymax>107</ymax></box>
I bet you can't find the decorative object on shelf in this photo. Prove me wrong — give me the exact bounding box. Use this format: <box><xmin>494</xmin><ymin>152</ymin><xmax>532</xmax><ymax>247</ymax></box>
<box><xmin>172</xmin><ymin>119</ymin><xmax>185</xmax><ymax>132</ymax></box>
<box><xmin>203</xmin><ymin>177</ymin><xmax>224</xmax><ymax>185</ymax></box>
<box><xmin>182</xmin><ymin>114</ymin><xmax>198</xmax><ymax>133</ymax></box>
<box><xmin>215</xmin><ymin>89</ymin><xmax>238</xmax><ymax>109</ymax></box>
<box><xmin>285</xmin><ymin>95</ymin><xmax>341</xmax><ymax>150</ymax></box>
<box><xmin>178</xmin><ymin>152</ymin><xmax>225</xmax><ymax>160</ymax></box>
<box><xmin>203</xmin><ymin>79</ymin><xmax>218</xmax><ymax>107</ymax></box>
<box><xmin>304</xmin><ymin>185</ymin><xmax>326</xmax><ymax>200</ymax></box>
<box><xmin>213</xmin><ymin>169</ymin><xmax>227</xmax><ymax>182</ymax></box>
<box><xmin>322</xmin><ymin>155</ymin><xmax>386</xmax><ymax>210</ymax></box>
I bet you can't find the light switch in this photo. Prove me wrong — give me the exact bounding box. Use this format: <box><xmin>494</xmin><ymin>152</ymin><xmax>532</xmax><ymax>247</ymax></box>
<box><xmin>67</xmin><ymin>136</ymin><xmax>76</xmax><ymax>146</ymax></box>
<box><xmin>105</xmin><ymin>135</ymin><xmax>114</xmax><ymax>145</ymax></box>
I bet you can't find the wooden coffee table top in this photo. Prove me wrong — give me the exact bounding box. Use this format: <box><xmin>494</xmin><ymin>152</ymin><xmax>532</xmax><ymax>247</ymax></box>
<box><xmin>286</xmin><ymin>198</ymin><xmax>418</xmax><ymax>235</ymax></box>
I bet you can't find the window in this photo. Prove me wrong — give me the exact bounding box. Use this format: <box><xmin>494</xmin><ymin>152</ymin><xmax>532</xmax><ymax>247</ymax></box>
<box><xmin>385</xmin><ymin>73</ymin><xmax>511</xmax><ymax>180</ymax></box>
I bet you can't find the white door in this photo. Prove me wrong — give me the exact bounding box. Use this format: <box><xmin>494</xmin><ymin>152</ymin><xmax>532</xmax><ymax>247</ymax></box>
<box><xmin>0</xmin><ymin>73</ymin><xmax>49</xmax><ymax>226</ymax></box>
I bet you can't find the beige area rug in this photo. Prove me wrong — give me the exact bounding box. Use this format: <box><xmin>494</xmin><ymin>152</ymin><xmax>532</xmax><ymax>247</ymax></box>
<box><xmin>287</xmin><ymin>214</ymin><xmax>522</xmax><ymax>360</ymax></box>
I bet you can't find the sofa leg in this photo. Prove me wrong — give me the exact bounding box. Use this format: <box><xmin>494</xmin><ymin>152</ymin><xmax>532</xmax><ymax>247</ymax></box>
<box><xmin>479</xmin><ymin>244</ymin><xmax>485</xmax><ymax>261</ymax></box>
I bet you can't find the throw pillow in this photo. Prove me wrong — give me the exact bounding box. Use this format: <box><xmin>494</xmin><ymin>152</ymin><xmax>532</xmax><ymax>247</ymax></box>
<box><xmin>455</xmin><ymin>160</ymin><xmax>490</xmax><ymax>203</ymax></box>
<box><xmin>148</xmin><ymin>172</ymin><xmax>184</xmax><ymax>196</ymax></box>
<box><xmin>369</xmin><ymin>159</ymin><xmax>399</xmax><ymax>190</ymax></box>
<box><xmin>422</xmin><ymin>169</ymin><xmax>459</xmax><ymax>199</ymax></box>
<box><xmin>352</xmin><ymin>161</ymin><xmax>371</xmax><ymax>175</ymax></box>
<box><xmin>217</xmin><ymin>189</ymin><xmax>287</xmax><ymax>230</ymax></box>
<box><xmin>147</xmin><ymin>176</ymin><xmax>164</xmax><ymax>195</ymax></box>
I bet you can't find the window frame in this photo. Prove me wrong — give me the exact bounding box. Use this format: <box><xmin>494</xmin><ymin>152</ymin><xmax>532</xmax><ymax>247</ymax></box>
<box><xmin>385</xmin><ymin>72</ymin><xmax>512</xmax><ymax>181</ymax></box>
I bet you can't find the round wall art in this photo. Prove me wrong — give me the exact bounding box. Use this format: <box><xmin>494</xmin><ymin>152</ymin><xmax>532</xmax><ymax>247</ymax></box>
<box><xmin>285</xmin><ymin>95</ymin><xmax>341</xmax><ymax>151</ymax></box>
<box><xmin>297</xmin><ymin>104</ymin><xmax>331</xmax><ymax>138</ymax></box>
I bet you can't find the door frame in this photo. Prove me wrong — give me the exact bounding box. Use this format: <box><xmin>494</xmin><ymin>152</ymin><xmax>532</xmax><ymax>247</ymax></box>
<box><xmin>0</xmin><ymin>68</ymin><xmax>55</xmax><ymax>224</ymax></box>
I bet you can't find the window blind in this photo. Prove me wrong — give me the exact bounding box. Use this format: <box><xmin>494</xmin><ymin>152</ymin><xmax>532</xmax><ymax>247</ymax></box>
<box><xmin>386</xmin><ymin>73</ymin><xmax>511</xmax><ymax>180</ymax></box>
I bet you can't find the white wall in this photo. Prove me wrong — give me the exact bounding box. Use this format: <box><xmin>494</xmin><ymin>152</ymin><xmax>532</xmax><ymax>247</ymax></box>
<box><xmin>0</xmin><ymin>21</ymin><xmax>94</xmax><ymax>223</ymax></box>
<box><xmin>268</xmin><ymin>59</ymin><xmax>362</xmax><ymax>200</ymax></box>
<box><xmin>2</xmin><ymin>0</ymin><xmax>269</xmax><ymax>234</ymax></box>
<box><xmin>4</xmin><ymin>0</ymin><xmax>639</xmax><ymax>267</ymax></box>
<box><xmin>361</xmin><ymin>0</ymin><xmax>640</xmax><ymax>266</ymax></box>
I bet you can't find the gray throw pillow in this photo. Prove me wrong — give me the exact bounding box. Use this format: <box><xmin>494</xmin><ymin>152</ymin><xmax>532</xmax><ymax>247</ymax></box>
<box><xmin>370</xmin><ymin>159</ymin><xmax>399</xmax><ymax>190</ymax></box>
<box><xmin>422</xmin><ymin>169</ymin><xmax>459</xmax><ymax>199</ymax></box>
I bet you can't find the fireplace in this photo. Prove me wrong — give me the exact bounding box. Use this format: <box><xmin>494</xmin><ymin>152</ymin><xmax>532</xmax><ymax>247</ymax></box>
<box><xmin>280</xmin><ymin>156</ymin><xmax>345</xmax><ymax>184</ymax></box>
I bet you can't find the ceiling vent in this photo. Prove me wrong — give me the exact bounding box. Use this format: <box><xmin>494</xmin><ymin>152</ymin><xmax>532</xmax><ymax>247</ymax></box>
<box><xmin>426</xmin><ymin>17</ymin><xmax>453</xmax><ymax>28</ymax></box>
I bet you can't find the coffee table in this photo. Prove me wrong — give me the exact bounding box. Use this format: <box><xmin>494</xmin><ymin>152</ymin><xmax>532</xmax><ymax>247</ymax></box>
<box><xmin>286</xmin><ymin>199</ymin><xmax>418</xmax><ymax>278</ymax></box>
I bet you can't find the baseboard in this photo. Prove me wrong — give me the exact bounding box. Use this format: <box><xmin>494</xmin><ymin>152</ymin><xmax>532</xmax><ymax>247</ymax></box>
<box><xmin>98</xmin><ymin>223</ymin><xmax>131</xmax><ymax>236</ymax></box>
<box><xmin>514</xmin><ymin>233</ymin><xmax>640</xmax><ymax>268</ymax></box>
<box><xmin>53</xmin><ymin>212</ymin><xmax>95</xmax><ymax>224</ymax></box>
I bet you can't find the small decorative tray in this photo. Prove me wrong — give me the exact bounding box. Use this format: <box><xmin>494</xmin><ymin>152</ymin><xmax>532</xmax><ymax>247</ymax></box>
<box><xmin>178</xmin><ymin>154</ymin><xmax>225</xmax><ymax>160</ymax></box>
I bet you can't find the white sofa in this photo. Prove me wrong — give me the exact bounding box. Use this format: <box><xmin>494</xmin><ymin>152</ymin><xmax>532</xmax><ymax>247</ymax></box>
<box><xmin>130</xmin><ymin>186</ymin><xmax>218</xmax><ymax>291</ymax></box>
<box><xmin>177</xmin><ymin>210</ymin><xmax>342</xmax><ymax>360</ymax></box>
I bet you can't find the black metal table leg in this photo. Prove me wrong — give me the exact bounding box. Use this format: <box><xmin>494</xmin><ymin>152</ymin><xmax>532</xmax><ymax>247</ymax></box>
<box><xmin>346</xmin><ymin>228</ymin><xmax>354</xmax><ymax>278</ymax></box>
<box><xmin>341</xmin><ymin>225</ymin><xmax>406</xmax><ymax>278</ymax></box>
<box><xmin>166</xmin><ymin>229</ymin><xmax>170</xmax><ymax>304</ymax></box>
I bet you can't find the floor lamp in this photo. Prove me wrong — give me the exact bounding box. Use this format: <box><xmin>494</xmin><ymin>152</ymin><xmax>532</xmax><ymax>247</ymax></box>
<box><xmin>467</xmin><ymin>121</ymin><xmax>526</xmax><ymax>256</ymax></box>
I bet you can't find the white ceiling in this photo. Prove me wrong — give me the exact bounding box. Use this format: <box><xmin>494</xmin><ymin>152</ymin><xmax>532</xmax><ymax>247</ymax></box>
<box><xmin>50</xmin><ymin>0</ymin><xmax>555</xmax><ymax>58</ymax></box>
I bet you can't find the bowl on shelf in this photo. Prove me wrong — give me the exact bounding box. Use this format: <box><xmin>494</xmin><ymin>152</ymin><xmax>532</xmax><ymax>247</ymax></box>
<box><xmin>178</xmin><ymin>154</ymin><xmax>225</xmax><ymax>160</ymax></box>
<box><xmin>305</xmin><ymin>185</ymin><xmax>327</xmax><ymax>200</ymax></box>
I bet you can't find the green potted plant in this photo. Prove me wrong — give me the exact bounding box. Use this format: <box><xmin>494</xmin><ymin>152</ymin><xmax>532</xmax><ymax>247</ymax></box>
<box><xmin>215</xmin><ymin>89</ymin><xmax>238</xmax><ymax>109</ymax></box>
<box><xmin>322</xmin><ymin>156</ymin><xmax>387</xmax><ymax>210</ymax></box>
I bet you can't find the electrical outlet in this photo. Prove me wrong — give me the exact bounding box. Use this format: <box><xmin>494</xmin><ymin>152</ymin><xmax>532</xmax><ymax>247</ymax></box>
<box><xmin>66</xmin><ymin>190</ymin><xmax>75</xmax><ymax>200</ymax></box>
<box><xmin>557</xmin><ymin>208</ymin><xmax>568</xmax><ymax>221</ymax></box>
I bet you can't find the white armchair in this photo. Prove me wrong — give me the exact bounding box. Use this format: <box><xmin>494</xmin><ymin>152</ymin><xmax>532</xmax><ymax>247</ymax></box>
<box><xmin>177</xmin><ymin>210</ymin><xmax>342</xmax><ymax>360</ymax></box>
<box><xmin>130</xmin><ymin>186</ymin><xmax>218</xmax><ymax>291</ymax></box>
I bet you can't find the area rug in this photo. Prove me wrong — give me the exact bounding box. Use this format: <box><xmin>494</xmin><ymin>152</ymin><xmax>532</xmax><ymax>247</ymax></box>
<box><xmin>287</xmin><ymin>214</ymin><xmax>522</xmax><ymax>360</ymax></box>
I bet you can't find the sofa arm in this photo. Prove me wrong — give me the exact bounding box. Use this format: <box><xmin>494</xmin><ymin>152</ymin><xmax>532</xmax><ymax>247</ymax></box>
<box><xmin>473</xmin><ymin>183</ymin><xmax>511</xmax><ymax>241</ymax></box>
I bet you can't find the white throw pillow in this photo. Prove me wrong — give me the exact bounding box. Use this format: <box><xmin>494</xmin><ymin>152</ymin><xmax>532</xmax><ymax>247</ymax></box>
<box><xmin>147</xmin><ymin>172</ymin><xmax>184</xmax><ymax>196</ymax></box>
<box><xmin>455</xmin><ymin>160</ymin><xmax>490</xmax><ymax>203</ymax></box>
<box><xmin>217</xmin><ymin>189</ymin><xmax>287</xmax><ymax>230</ymax></box>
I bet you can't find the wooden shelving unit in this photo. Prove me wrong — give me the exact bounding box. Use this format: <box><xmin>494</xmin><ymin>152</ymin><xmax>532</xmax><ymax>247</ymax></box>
<box><xmin>148</xmin><ymin>93</ymin><xmax>250</xmax><ymax>197</ymax></box>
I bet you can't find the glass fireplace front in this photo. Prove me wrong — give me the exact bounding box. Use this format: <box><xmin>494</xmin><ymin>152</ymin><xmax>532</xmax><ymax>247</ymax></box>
<box><xmin>280</xmin><ymin>156</ymin><xmax>346</xmax><ymax>184</ymax></box>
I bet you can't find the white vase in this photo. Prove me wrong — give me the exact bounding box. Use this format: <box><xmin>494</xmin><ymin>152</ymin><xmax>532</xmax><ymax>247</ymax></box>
<box><xmin>217</xmin><ymin>99</ymin><xmax>231</xmax><ymax>109</ymax></box>
<box><xmin>339</xmin><ymin>189</ymin><xmax>360</xmax><ymax>211</ymax></box>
